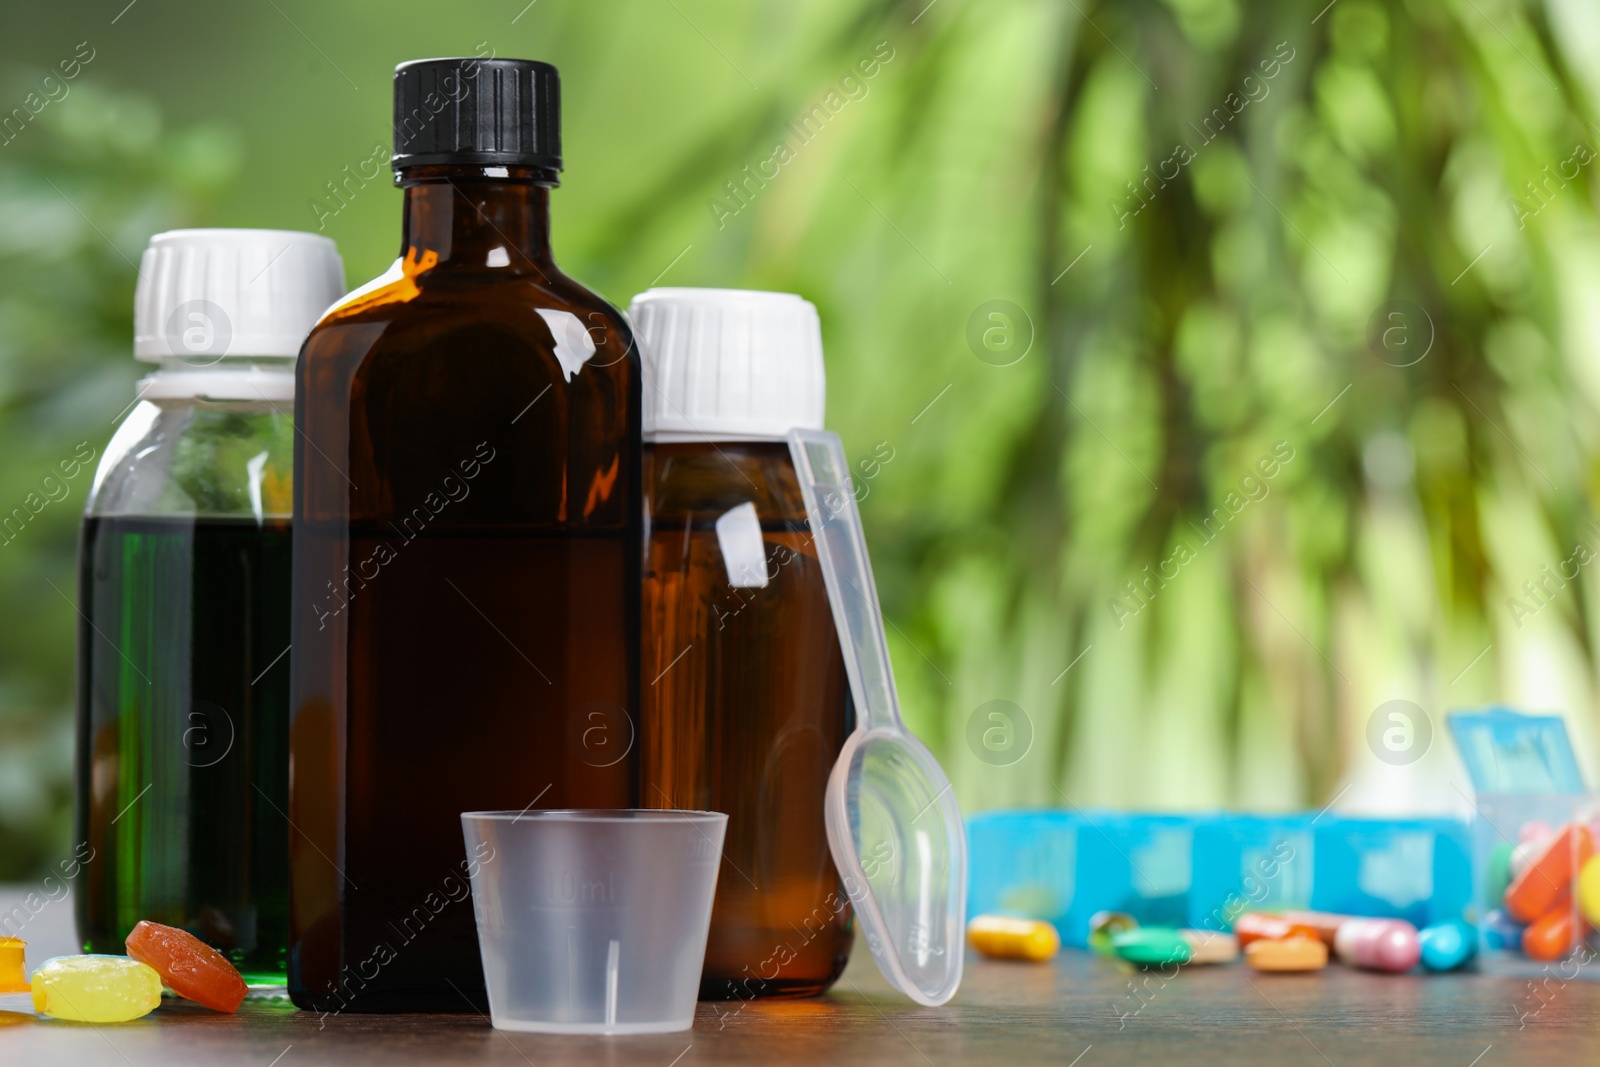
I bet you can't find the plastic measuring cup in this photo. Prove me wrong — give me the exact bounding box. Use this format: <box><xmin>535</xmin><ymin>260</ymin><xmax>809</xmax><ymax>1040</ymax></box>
<box><xmin>461</xmin><ymin>809</ymin><xmax>726</xmax><ymax>1034</ymax></box>
<box><xmin>788</xmin><ymin>428</ymin><xmax>966</xmax><ymax>1007</ymax></box>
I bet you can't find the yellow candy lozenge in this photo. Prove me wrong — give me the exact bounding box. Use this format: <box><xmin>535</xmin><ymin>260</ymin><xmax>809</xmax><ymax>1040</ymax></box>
<box><xmin>967</xmin><ymin>915</ymin><xmax>1061</xmax><ymax>961</ymax></box>
<box><xmin>31</xmin><ymin>956</ymin><xmax>162</xmax><ymax>1023</ymax></box>
<box><xmin>0</xmin><ymin>939</ymin><xmax>27</xmax><ymax>993</ymax></box>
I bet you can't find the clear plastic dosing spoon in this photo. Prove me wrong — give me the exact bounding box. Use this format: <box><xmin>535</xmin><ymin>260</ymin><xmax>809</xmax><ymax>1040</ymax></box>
<box><xmin>788</xmin><ymin>429</ymin><xmax>966</xmax><ymax>1007</ymax></box>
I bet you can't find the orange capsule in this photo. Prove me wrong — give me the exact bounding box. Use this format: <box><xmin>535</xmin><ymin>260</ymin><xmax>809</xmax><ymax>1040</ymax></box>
<box><xmin>1233</xmin><ymin>913</ymin><xmax>1285</xmax><ymax>946</ymax></box>
<box><xmin>1233</xmin><ymin>912</ymin><xmax>1319</xmax><ymax>946</ymax></box>
<box><xmin>1505</xmin><ymin>824</ymin><xmax>1595</xmax><ymax>924</ymax></box>
<box><xmin>1522</xmin><ymin>896</ymin><xmax>1580</xmax><ymax>962</ymax></box>
<box><xmin>1280</xmin><ymin>910</ymin><xmax>1351</xmax><ymax>947</ymax></box>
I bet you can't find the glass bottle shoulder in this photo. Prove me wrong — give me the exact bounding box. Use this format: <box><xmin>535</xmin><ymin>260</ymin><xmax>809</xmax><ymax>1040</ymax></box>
<box><xmin>86</xmin><ymin>397</ymin><xmax>295</xmax><ymax>519</ymax></box>
<box><xmin>646</xmin><ymin>442</ymin><xmax>807</xmax><ymax>525</ymax></box>
<box><xmin>301</xmin><ymin>251</ymin><xmax>637</xmax><ymax>384</ymax></box>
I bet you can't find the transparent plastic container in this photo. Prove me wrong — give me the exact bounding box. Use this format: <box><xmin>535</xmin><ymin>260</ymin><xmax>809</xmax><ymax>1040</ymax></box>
<box><xmin>1468</xmin><ymin>793</ymin><xmax>1597</xmax><ymax>978</ymax></box>
<box><xmin>75</xmin><ymin>227</ymin><xmax>342</xmax><ymax>987</ymax></box>
<box><xmin>461</xmin><ymin>810</ymin><xmax>726</xmax><ymax>1034</ymax></box>
<box><xmin>1449</xmin><ymin>708</ymin><xmax>1598</xmax><ymax>980</ymax></box>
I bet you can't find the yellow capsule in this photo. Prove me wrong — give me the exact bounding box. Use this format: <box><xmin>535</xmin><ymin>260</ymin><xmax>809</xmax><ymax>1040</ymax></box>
<box><xmin>0</xmin><ymin>939</ymin><xmax>26</xmax><ymax>994</ymax></box>
<box><xmin>1178</xmin><ymin>930</ymin><xmax>1239</xmax><ymax>965</ymax></box>
<box><xmin>967</xmin><ymin>915</ymin><xmax>1061</xmax><ymax>961</ymax></box>
<box><xmin>1245</xmin><ymin>935</ymin><xmax>1327</xmax><ymax>972</ymax></box>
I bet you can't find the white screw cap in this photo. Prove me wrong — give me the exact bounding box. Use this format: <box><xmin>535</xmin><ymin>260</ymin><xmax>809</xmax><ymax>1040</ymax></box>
<box><xmin>629</xmin><ymin>287</ymin><xmax>826</xmax><ymax>441</ymax></box>
<box><xmin>133</xmin><ymin>229</ymin><xmax>345</xmax><ymax>363</ymax></box>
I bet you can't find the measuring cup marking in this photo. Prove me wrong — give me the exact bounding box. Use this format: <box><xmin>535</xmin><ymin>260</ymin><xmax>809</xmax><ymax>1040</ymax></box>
<box><xmin>604</xmin><ymin>939</ymin><xmax>620</xmax><ymax>1030</ymax></box>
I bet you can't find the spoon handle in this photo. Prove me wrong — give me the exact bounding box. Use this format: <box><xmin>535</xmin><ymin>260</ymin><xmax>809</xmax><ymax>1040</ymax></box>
<box><xmin>788</xmin><ymin>429</ymin><xmax>904</xmax><ymax>734</ymax></box>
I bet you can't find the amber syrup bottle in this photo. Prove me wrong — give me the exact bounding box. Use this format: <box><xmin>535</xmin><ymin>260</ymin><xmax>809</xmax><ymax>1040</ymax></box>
<box><xmin>287</xmin><ymin>58</ymin><xmax>640</xmax><ymax>1013</ymax></box>
<box><xmin>633</xmin><ymin>289</ymin><xmax>854</xmax><ymax>999</ymax></box>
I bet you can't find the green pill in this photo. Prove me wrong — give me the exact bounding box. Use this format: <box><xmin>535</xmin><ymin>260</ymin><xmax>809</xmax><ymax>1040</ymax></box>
<box><xmin>1485</xmin><ymin>842</ymin><xmax>1514</xmax><ymax>909</ymax></box>
<box><xmin>1111</xmin><ymin>927</ymin><xmax>1192</xmax><ymax>967</ymax></box>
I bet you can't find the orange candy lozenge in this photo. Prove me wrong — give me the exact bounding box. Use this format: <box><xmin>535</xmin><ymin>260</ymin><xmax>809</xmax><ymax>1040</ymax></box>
<box><xmin>124</xmin><ymin>921</ymin><xmax>247</xmax><ymax>1013</ymax></box>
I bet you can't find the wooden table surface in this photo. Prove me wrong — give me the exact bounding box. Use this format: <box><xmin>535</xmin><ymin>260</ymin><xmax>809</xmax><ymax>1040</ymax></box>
<box><xmin>4</xmin><ymin>888</ymin><xmax>1596</xmax><ymax>1065</ymax></box>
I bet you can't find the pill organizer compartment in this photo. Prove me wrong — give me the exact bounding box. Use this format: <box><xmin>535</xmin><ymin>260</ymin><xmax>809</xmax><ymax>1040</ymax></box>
<box><xmin>1085</xmin><ymin>813</ymin><xmax>1196</xmax><ymax>935</ymax></box>
<box><xmin>1307</xmin><ymin>817</ymin><xmax>1472</xmax><ymax>929</ymax></box>
<box><xmin>1188</xmin><ymin>814</ymin><xmax>1315</xmax><ymax>933</ymax></box>
<box><xmin>967</xmin><ymin>811</ymin><xmax>1199</xmax><ymax>946</ymax></box>
<box><xmin>1468</xmin><ymin>793</ymin><xmax>1596</xmax><ymax>976</ymax></box>
<box><xmin>967</xmin><ymin>810</ymin><xmax>1082</xmax><ymax>940</ymax></box>
<box><xmin>1448</xmin><ymin>707</ymin><xmax>1597</xmax><ymax>978</ymax></box>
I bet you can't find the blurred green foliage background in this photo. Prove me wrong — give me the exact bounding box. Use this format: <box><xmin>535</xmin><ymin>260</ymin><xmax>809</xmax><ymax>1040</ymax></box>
<box><xmin>3</xmin><ymin>0</ymin><xmax>1600</xmax><ymax>879</ymax></box>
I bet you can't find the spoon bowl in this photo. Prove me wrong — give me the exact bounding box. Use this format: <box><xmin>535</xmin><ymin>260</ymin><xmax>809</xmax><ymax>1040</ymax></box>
<box><xmin>826</xmin><ymin>727</ymin><xmax>965</xmax><ymax>1005</ymax></box>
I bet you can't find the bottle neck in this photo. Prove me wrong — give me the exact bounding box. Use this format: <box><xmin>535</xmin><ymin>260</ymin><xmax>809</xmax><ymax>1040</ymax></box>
<box><xmin>397</xmin><ymin>164</ymin><xmax>556</xmax><ymax>272</ymax></box>
<box><xmin>136</xmin><ymin>357</ymin><xmax>297</xmax><ymax>402</ymax></box>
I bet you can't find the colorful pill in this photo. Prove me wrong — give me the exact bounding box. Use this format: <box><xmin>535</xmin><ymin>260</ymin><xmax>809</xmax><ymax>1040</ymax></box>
<box><xmin>1110</xmin><ymin>927</ymin><xmax>1190</xmax><ymax>967</ymax></box>
<box><xmin>1504</xmin><ymin>823</ymin><xmax>1594</xmax><ymax>924</ymax></box>
<box><xmin>1522</xmin><ymin>896</ymin><xmax>1579</xmax><ymax>961</ymax></box>
<box><xmin>1332</xmin><ymin>918</ymin><xmax>1420</xmax><ymax>973</ymax></box>
<box><xmin>1417</xmin><ymin>920</ymin><xmax>1475</xmax><ymax>972</ymax></box>
<box><xmin>1087</xmin><ymin>911</ymin><xmax>1137</xmax><ymax>957</ymax></box>
<box><xmin>1480</xmin><ymin>908</ymin><xmax>1523</xmax><ymax>952</ymax></box>
<box><xmin>1280</xmin><ymin>910</ymin><xmax>1352</xmax><ymax>947</ymax></box>
<box><xmin>1245</xmin><ymin>936</ymin><xmax>1327</xmax><ymax>972</ymax></box>
<box><xmin>1577</xmin><ymin>855</ymin><xmax>1600</xmax><ymax>927</ymax></box>
<box><xmin>125</xmin><ymin>920</ymin><xmax>248</xmax><ymax>1012</ymax></box>
<box><xmin>1232</xmin><ymin>912</ymin><xmax>1319</xmax><ymax>946</ymax></box>
<box><xmin>1231</xmin><ymin>912</ymin><xmax>1280</xmax><ymax>945</ymax></box>
<box><xmin>31</xmin><ymin>956</ymin><xmax>162</xmax><ymax>1023</ymax></box>
<box><xmin>0</xmin><ymin>939</ymin><xmax>26</xmax><ymax>994</ymax></box>
<box><xmin>966</xmin><ymin>915</ymin><xmax>1060</xmax><ymax>962</ymax></box>
<box><xmin>1179</xmin><ymin>930</ymin><xmax>1239</xmax><ymax>964</ymax></box>
<box><xmin>1484</xmin><ymin>843</ymin><xmax>1515</xmax><ymax>910</ymax></box>
<box><xmin>1520</xmin><ymin>820</ymin><xmax>1554</xmax><ymax>844</ymax></box>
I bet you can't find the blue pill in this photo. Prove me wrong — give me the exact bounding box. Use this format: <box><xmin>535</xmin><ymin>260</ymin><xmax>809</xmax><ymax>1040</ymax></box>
<box><xmin>1418</xmin><ymin>920</ymin><xmax>1476</xmax><ymax>971</ymax></box>
<box><xmin>1480</xmin><ymin>909</ymin><xmax>1522</xmax><ymax>953</ymax></box>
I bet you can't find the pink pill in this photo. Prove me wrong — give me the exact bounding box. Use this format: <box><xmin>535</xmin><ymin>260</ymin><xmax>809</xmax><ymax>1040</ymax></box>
<box><xmin>1520</xmin><ymin>821</ymin><xmax>1553</xmax><ymax>845</ymax></box>
<box><xmin>1332</xmin><ymin>918</ymin><xmax>1420</xmax><ymax>973</ymax></box>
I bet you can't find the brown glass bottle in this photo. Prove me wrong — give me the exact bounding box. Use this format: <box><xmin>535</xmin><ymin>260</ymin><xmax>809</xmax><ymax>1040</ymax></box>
<box><xmin>643</xmin><ymin>442</ymin><xmax>853</xmax><ymax>999</ymax></box>
<box><xmin>288</xmin><ymin>59</ymin><xmax>639</xmax><ymax>1014</ymax></box>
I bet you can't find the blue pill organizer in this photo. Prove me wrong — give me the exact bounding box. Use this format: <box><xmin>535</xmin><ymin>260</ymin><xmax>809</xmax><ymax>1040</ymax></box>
<box><xmin>967</xmin><ymin>809</ymin><xmax>1471</xmax><ymax>946</ymax></box>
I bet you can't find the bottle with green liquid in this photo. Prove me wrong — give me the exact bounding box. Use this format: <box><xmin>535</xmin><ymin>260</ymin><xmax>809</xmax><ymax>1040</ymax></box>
<box><xmin>74</xmin><ymin>229</ymin><xmax>344</xmax><ymax>985</ymax></box>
